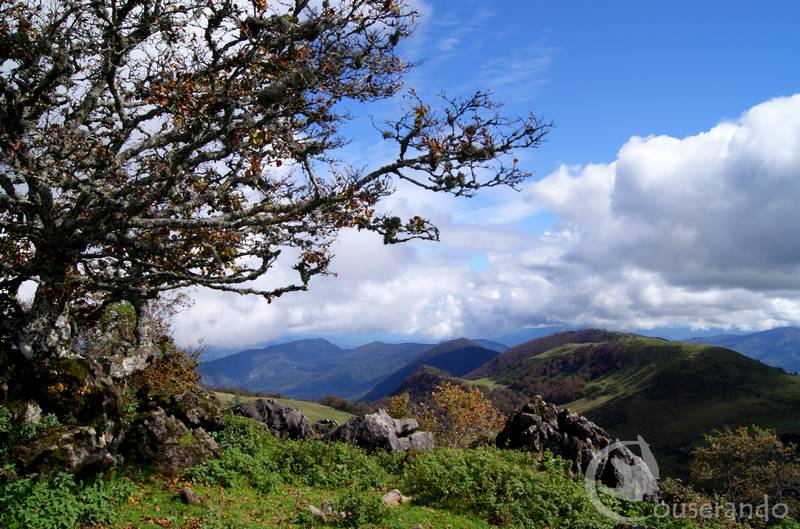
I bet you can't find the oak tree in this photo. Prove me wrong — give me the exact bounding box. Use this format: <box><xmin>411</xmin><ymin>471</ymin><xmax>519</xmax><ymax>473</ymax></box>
<box><xmin>0</xmin><ymin>0</ymin><xmax>550</xmax><ymax>363</ymax></box>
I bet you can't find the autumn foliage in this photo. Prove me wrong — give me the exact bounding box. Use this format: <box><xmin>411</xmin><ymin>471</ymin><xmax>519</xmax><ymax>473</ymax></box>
<box><xmin>691</xmin><ymin>426</ymin><xmax>800</xmax><ymax>519</ymax></box>
<box><xmin>388</xmin><ymin>382</ymin><xmax>505</xmax><ymax>448</ymax></box>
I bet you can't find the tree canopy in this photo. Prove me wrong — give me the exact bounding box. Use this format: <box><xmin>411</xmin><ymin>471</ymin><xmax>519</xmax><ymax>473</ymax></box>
<box><xmin>0</xmin><ymin>0</ymin><xmax>550</xmax><ymax>362</ymax></box>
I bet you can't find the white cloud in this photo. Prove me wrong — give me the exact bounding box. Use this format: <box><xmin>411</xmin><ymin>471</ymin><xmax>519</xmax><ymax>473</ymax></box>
<box><xmin>174</xmin><ymin>94</ymin><xmax>800</xmax><ymax>348</ymax></box>
<box><xmin>535</xmin><ymin>94</ymin><xmax>800</xmax><ymax>292</ymax></box>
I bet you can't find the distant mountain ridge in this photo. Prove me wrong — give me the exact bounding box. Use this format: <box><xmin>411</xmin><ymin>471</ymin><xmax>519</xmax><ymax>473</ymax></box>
<box><xmin>359</xmin><ymin>339</ymin><xmax>503</xmax><ymax>402</ymax></box>
<box><xmin>199</xmin><ymin>336</ymin><xmax>508</xmax><ymax>401</ymax></box>
<box><xmin>469</xmin><ymin>329</ymin><xmax>624</xmax><ymax>379</ymax></box>
<box><xmin>687</xmin><ymin>327</ymin><xmax>800</xmax><ymax>373</ymax></box>
<box><xmin>199</xmin><ymin>339</ymin><xmax>431</xmax><ymax>400</ymax></box>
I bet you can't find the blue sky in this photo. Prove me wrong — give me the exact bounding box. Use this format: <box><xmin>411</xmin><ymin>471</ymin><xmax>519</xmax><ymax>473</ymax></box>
<box><xmin>403</xmin><ymin>1</ymin><xmax>800</xmax><ymax>165</ymax></box>
<box><xmin>176</xmin><ymin>1</ymin><xmax>800</xmax><ymax>351</ymax></box>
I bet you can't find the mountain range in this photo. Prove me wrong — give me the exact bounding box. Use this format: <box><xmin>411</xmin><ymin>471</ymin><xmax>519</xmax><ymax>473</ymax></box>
<box><xmin>688</xmin><ymin>326</ymin><xmax>800</xmax><ymax>373</ymax></box>
<box><xmin>200</xmin><ymin>327</ymin><xmax>800</xmax><ymax>474</ymax></box>
<box><xmin>199</xmin><ymin>339</ymin><xmax>430</xmax><ymax>400</ymax></box>
<box><xmin>359</xmin><ymin>338</ymin><xmax>504</xmax><ymax>401</ymax></box>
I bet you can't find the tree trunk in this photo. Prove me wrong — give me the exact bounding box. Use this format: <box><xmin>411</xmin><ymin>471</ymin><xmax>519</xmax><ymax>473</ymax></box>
<box><xmin>16</xmin><ymin>290</ymin><xmax>75</xmax><ymax>361</ymax></box>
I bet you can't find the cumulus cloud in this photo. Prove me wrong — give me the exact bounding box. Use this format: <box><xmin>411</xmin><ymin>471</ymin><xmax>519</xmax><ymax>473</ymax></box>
<box><xmin>531</xmin><ymin>94</ymin><xmax>800</xmax><ymax>291</ymax></box>
<box><xmin>174</xmin><ymin>94</ymin><xmax>800</xmax><ymax>348</ymax></box>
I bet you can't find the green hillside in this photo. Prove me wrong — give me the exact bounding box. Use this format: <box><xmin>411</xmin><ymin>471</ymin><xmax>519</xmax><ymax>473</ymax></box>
<box><xmin>467</xmin><ymin>332</ymin><xmax>800</xmax><ymax>474</ymax></box>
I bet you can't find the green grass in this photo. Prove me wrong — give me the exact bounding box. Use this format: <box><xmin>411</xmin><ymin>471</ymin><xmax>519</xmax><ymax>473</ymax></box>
<box><xmin>213</xmin><ymin>392</ymin><xmax>352</xmax><ymax>424</ymax></box>
<box><xmin>461</xmin><ymin>377</ymin><xmax>506</xmax><ymax>391</ymax></box>
<box><xmin>113</xmin><ymin>479</ymin><xmax>496</xmax><ymax>529</ymax></box>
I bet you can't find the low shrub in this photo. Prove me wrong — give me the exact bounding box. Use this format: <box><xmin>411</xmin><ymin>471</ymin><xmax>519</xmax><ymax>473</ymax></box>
<box><xmin>332</xmin><ymin>488</ymin><xmax>389</xmax><ymax>527</ymax></box>
<box><xmin>206</xmin><ymin>385</ymin><xmax>283</xmax><ymax>399</ymax></box>
<box><xmin>0</xmin><ymin>472</ymin><xmax>133</xmax><ymax>529</ymax></box>
<box><xmin>400</xmin><ymin>447</ymin><xmax>711</xmax><ymax>529</ymax></box>
<box><xmin>319</xmin><ymin>395</ymin><xmax>374</xmax><ymax>415</ymax></box>
<box><xmin>128</xmin><ymin>344</ymin><xmax>202</xmax><ymax>407</ymax></box>
<box><xmin>400</xmin><ymin>447</ymin><xmax>608</xmax><ymax>529</ymax></box>
<box><xmin>295</xmin><ymin>489</ymin><xmax>389</xmax><ymax>528</ymax></box>
<box><xmin>188</xmin><ymin>415</ymin><xmax>391</xmax><ymax>491</ymax></box>
<box><xmin>280</xmin><ymin>439</ymin><xmax>390</xmax><ymax>489</ymax></box>
<box><xmin>389</xmin><ymin>384</ymin><xmax>505</xmax><ymax>448</ymax></box>
<box><xmin>186</xmin><ymin>415</ymin><xmax>748</xmax><ymax>529</ymax></box>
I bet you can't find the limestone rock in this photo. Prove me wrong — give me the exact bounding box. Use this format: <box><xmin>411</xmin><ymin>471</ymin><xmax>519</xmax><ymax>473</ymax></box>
<box><xmin>30</xmin><ymin>357</ymin><xmax>124</xmax><ymax>442</ymax></box>
<box><xmin>393</xmin><ymin>418</ymin><xmax>419</xmax><ymax>436</ymax></box>
<box><xmin>18</xmin><ymin>400</ymin><xmax>42</xmax><ymax>425</ymax></box>
<box><xmin>331</xmin><ymin>409</ymin><xmax>435</xmax><ymax>452</ymax></box>
<box><xmin>396</xmin><ymin>431</ymin><xmax>435</xmax><ymax>452</ymax></box>
<box><xmin>232</xmin><ymin>398</ymin><xmax>313</xmax><ymax>440</ymax></box>
<box><xmin>123</xmin><ymin>408</ymin><xmax>218</xmax><ymax>472</ymax></box>
<box><xmin>382</xmin><ymin>489</ymin><xmax>411</xmax><ymax>507</ymax></box>
<box><xmin>179</xmin><ymin>487</ymin><xmax>203</xmax><ymax>506</ymax></box>
<box><xmin>497</xmin><ymin>396</ymin><xmax>658</xmax><ymax>500</ymax></box>
<box><xmin>306</xmin><ymin>500</ymin><xmax>344</xmax><ymax>524</ymax></box>
<box><xmin>165</xmin><ymin>389</ymin><xmax>225</xmax><ymax>432</ymax></box>
<box><xmin>15</xmin><ymin>426</ymin><xmax>116</xmax><ymax>478</ymax></box>
<box><xmin>106</xmin><ymin>347</ymin><xmax>155</xmax><ymax>379</ymax></box>
<box><xmin>313</xmin><ymin>418</ymin><xmax>340</xmax><ymax>440</ymax></box>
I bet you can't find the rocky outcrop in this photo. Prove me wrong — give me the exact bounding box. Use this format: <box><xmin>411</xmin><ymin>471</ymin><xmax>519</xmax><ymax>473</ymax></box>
<box><xmin>331</xmin><ymin>409</ymin><xmax>434</xmax><ymax>452</ymax></box>
<box><xmin>25</xmin><ymin>357</ymin><xmax>125</xmax><ymax>443</ymax></box>
<box><xmin>397</xmin><ymin>431</ymin><xmax>435</xmax><ymax>451</ymax></box>
<box><xmin>123</xmin><ymin>408</ymin><xmax>218</xmax><ymax>472</ymax></box>
<box><xmin>232</xmin><ymin>398</ymin><xmax>314</xmax><ymax>440</ymax></box>
<box><xmin>15</xmin><ymin>400</ymin><xmax>43</xmax><ymax>425</ymax></box>
<box><xmin>0</xmin><ymin>354</ymin><xmax>127</xmax><ymax>458</ymax></box>
<box><xmin>161</xmin><ymin>389</ymin><xmax>224</xmax><ymax>432</ymax></box>
<box><xmin>313</xmin><ymin>418</ymin><xmax>340</xmax><ymax>440</ymax></box>
<box><xmin>0</xmin><ymin>346</ymin><xmax>230</xmax><ymax>477</ymax></box>
<box><xmin>14</xmin><ymin>426</ymin><xmax>116</xmax><ymax>478</ymax></box>
<box><xmin>497</xmin><ymin>396</ymin><xmax>658</xmax><ymax>499</ymax></box>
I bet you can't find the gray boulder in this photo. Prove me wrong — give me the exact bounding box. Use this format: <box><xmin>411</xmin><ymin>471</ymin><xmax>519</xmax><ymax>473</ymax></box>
<box><xmin>16</xmin><ymin>400</ymin><xmax>42</xmax><ymax>425</ymax></box>
<box><xmin>397</xmin><ymin>431</ymin><xmax>435</xmax><ymax>452</ymax></box>
<box><xmin>180</xmin><ymin>487</ymin><xmax>203</xmax><ymax>506</ymax></box>
<box><xmin>382</xmin><ymin>489</ymin><xmax>411</xmax><ymax>507</ymax></box>
<box><xmin>497</xmin><ymin>396</ymin><xmax>658</xmax><ymax>500</ymax></box>
<box><xmin>331</xmin><ymin>409</ymin><xmax>434</xmax><ymax>452</ymax></box>
<box><xmin>123</xmin><ymin>408</ymin><xmax>218</xmax><ymax>473</ymax></box>
<box><xmin>393</xmin><ymin>417</ymin><xmax>419</xmax><ymax>436</ymax></box>
<box><xmin>232</xmin><ymin>398</ymin><xmax>313</xmax><ymax>440</ymax></box>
